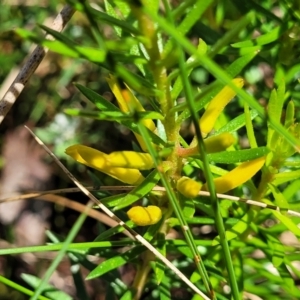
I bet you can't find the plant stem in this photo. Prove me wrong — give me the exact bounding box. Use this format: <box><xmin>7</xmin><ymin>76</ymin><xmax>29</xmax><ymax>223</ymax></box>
<box><xmin>132</xmin><ymin>253</ymin><xmax>152</xmax><ymax>300</ymax></box>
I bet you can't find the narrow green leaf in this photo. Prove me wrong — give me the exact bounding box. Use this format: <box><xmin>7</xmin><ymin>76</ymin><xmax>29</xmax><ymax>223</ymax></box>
<box><xmin>75</xmin><ymin>84</ymin><xmax>119</xmax><ymax>111</ymax></box>
<box><xmin>225</xmin><ymin>51</ymin><xmax>259</xmax><ymax>78</ymax></box>
<box><xmin>273</xmin><ymin>169</ymin><xmax>300</xmax><ymax>186</ymax></box>
<box><xmin>231</xmin><ymin>23</ymin><xmax>293</xmax><ymax>48</ymax></box>
<box><xmin>115</xmin><ymin>65</ymin><xmax>158</xmax><ymax>96</ymax></box>
<box><xmin>268</xmin><ymin>184</ymin><xmax>289</xmax><ymax>210</ymax></box>
<box><xmin>87</xmin><ymin>6</ymin><xmax>140</xmax><ymax>35</ymax></box>
<box><xmin>277</xmin><ymin>80</ymin><xmax>286</xmax><ymax>119</ymax></box>
<box><xmin>16</xmin><ymin>27</ymin><xmax>106</xmax><ymax>63</ymax></box>
<box><xmin>39</xmin><ymin>24</ymin><xmax>78</xmax><ymax>47</ymax></box>
<box><xmin>159</xmin><ymin>270</ymin><xmax>171</xmax><ymax>300</ymax></box>
<box><xmin>0</xmin><ymin>276</ymin><xmax>50</xmax><ymax>300</ymax></box>
<box><xmin>93</xmin><ymin>221</ymin><xmax>135</xmax><ymax>242</ymax></box>
<box><xmin>272</xmin><ymin>211</ymin><xmax>300</xmax><ymax>238</ymax></box>
<box><xmin>283</xmin><ymin>178</ymin><xmax>300</xmax><ymax>201</ymax></box>
<box><xmin>87</xmin><ymin>246</ymin><xmax>144</xmax><ymax>279</ymax></box>
<box><xmin>101</xmin><ymin>193</ymin><xmax>127</xmax><ymax>208</ymax></box>
<box><xmin>44</xmin><ymin>40</ymin><xmax>106</xmax><ymax>62</ymax></box>
<box><xmin>113</xmin><ymin>0</ymin><xmax>131</xmax><ymax>18</ymax></box>
<box><xmin>179</xmin><ymin>194</ymin><xmax>196</xmax><ymax>219</ymax></box>
<box><xmin>212</xmin><ymin>208</ymin><xmax>258</xmax><ymax>245</ymax></box>
<box><xmin>279</xmin><ymin>264</ymin><xmax>300</xmax><ymax>297</ymax></box>
<box><xmin>120</xmin><ymin>290</ymin><xmax>135</xmax><ymax>300</ymax></box>
<box><xmin>153</xmin><ymin>233</ymin><xmax>166</xmax><ymax>285</ymax></box>
<box><xmin>15</xmin><ymin>27</ymin><xmax>41</xmax><ymax>40</ymax></box>
<box><xmin>230</xmin><ymin>0</ymin><xmax>282</xmax><ymax>22</ymax></box>
<box><xmin>114</xmin><ymin>169</ymin><xmax>160</xmax><ymax>210</ymax></box>
<box><xmin>64</xmin><ymin>109</ymin><xmax>129</xmax><ymax>120</ymax></box>
<box><xmin>244</xmin><ymin>103</ymin><xmax>258</xmax><ymax>148</ymax></box>
<box><xmin>284</xmin><ymin>100</ymin><xmax>295</xmax><ymax>128</ymax></box>
<box><xmin>64</xmin><ymin>108</ymin><xmax>164</xmax><ymax>121</ymax></box>
<box><xmin>21</xmin><ymin>274</ymin><xmax>72</xmax><ymax>300</ymax></box>
<box><xmin>162</xmin><ymin>0</ymin><xmax>213</xmax><ymax>58</ymax></box>
<box><xmin>168</xmin><ymin>217</ymin><xmax>215</xmax><ymax>227</ymax></box>
<box><xmin>104</xmin><ymin>0</ymin><xmax>124</xmax><ymax>36</ymax></box>
<box><xmin>206</xmin><ymin>147</ymin><xmax>269</xmax><ymax>164</ymax></box>
<box><xmin>214</xmin><ymin>109</ymin><xmax>259</xmax><ymax>135</ymax></box>
<box><xmin>266</xmin><ymin>235</ymin><xmax>285</xmax><ymax>267</ymax></box>
<box><xmin>171</xmin><ymin>40</ymin><xmax>207</xmax><ymax>101</ymax></box>
<box><xmin>267</xmin><ymin>88</ymin><xmax>278</xmax><ymax>146</ymax></box>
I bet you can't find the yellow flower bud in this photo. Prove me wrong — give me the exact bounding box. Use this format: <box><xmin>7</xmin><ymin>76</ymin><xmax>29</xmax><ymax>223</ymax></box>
<box><xmin>202</xmin><ymin>156</ymin><xmax>266</xmax><ymax>193</ymax></box>
<box><xmin>65</xmin><ymin>145</ymin><xmax>144</xmax><ymax>185</ymax></box>
<box><xmin>127</xmin><ymin>205</ymin><xmax>162</xmax><ymax>226</ymax></box>
<box><xmin>200</xmin><ymin>78</ymin><xmax>244</xmax><ymax>136</ymax></box>
<box><xmin>106</xmin><ymin>75</ymin><xmax>128</xmax><ymax>112</ymax></box>
<box><xmin>204</xmin><ymin>133</ymin><xmax>235</xmax><ymax>153</ymax></box>
<box><xmin>177</xmin><ymin>176</ymin><xmax>202</xmax><ymax>198</ymax></box>
<box><xmin>107</xmin><ymin>151</ymin><xmax>154</xmax><ymax>170</ymax></box>
<box><xmin>66</xmin><ymin>144</ymin><xmax>107</xmax><ymax>168</ymax></box>
<box><xmin>106</xmin><ymin>75</ymin><xmax>156</xmax><ymax>152</ymax></box>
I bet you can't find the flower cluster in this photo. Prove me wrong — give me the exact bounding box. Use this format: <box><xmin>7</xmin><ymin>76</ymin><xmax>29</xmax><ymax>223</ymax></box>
<box><xmin>66</xmin><ymin>77</ymin><xmax>265</xmax><ymax>226</ymax></box>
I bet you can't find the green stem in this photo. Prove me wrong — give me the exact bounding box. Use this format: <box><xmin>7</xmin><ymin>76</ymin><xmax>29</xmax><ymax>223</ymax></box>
<box><xmin>138</xmin><ymin>123</ymin><xmax>213</xmax><ymax>299</ymax></box>
<box><xmin>177</xmin><ymin>48</ymin><xmax>238</xmax><ymax>299</ymax></box>
<box><xmin>132</xmin><ymin>254</ymin><xmax>152</xmax><ymax>300</ymax></box>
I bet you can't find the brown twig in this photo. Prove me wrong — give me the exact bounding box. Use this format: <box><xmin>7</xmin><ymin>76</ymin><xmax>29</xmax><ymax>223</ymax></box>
<box><xmin>0</xmin><ymin>5</ymin><xmax>75</xmax><ymax>124</ymax></box>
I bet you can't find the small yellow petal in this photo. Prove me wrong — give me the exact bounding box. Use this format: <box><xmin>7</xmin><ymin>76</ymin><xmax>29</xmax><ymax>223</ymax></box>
<box><xmin>106</xmin><ymin>75</ymin><xmax>156</xmax><ymax>152</ymax></box>
<box><xmin>202</xmin><ymin>156</ymin><xmax>266</xmax><ymax>193</ymax></box>
<box><xmin>204</xmin><ymin>133</ymin><xmax>235</xmax><ymax>153</ymax></box>
<box><xmin>65</xmin><ymin>145</ymin><xmax>144</xmax><ymax>185</ymax></box>
<box><xmin>65</xmin><ymin>145</ymin><xmax>107</xmax><ymax>168</ymax></box>
<box><xmin>107</xmin><ymin>151</ymin><xmax>154</xmax><ymax>170</ymax></box>
<box><xmin>200</xmin><ymin>78</ymin><xmax>244</xmax><ymax>135</ymax></box>
<box><xmin>177</xmin><ymin>176</ymin><xmax>202</xmax><ymax>198</ymax></box>
<box><xmin>104</xmin><ymin>166</ymin><xmax>145</xmax><ymax>185</ymax></box>
<box><xmin>106</xmin><ymin>75</ymin><xmax>129</xmax><ymax>112</ymax></box>
<box><xmin>127</xmin><ymin>205</ymin><xmax>162</xmax><ymax>226</ymax></box>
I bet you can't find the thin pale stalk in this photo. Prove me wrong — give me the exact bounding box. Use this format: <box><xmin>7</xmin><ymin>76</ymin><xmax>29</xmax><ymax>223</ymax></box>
<box><xmin>2</xmin><ymin>186</ymin><xmax>299</xmax><ymax>218</ymax></box>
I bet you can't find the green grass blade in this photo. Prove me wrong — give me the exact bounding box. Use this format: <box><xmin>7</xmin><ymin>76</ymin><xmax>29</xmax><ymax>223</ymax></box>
<box><xmin>30</xmin><ymin>202</ymin><xmax>93</xmax><ymax>300</ymax></box>
<box><xmin>0</xmin><ymin>276</ymin><xmax>50</xmax><ymax>300</ymax></box>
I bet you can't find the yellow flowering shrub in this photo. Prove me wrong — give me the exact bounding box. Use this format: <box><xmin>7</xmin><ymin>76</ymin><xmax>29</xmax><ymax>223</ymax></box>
<box><xmin>65</xmin><ymin>76</ymin><xmax>266</xmax><ymax>226</ymax></box>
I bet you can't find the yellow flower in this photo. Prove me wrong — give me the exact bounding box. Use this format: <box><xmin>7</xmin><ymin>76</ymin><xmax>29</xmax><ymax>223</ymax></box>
<box><xmin>107</xmin><ymin>75</ymin><xmax>156</xmax><ymax>152</ymax></box>
<box><xmin>65</xmin><ymin>145</ymin><xmax>146</xmax><ymax>185</ymax></box>
<box><xmin>107</xmin><ymin>151</ymin><xmax>154</xmax><ymax>170</ymax></box>
<box><xmin>177</xmin><ymin>132</ymin><xmax>235</xmax><ymax>157</ymax></box>
<box><xmin>202</xmin><ymin>156</ymin><xmax>266</xmax><ymax>193</ymax></box>
<box><xmin>199</xmin><ymin>78</ymin><xmax>244</xmax><ymax>136</ymax></box>
<box><xmin>177</xmin><ymin>176</ymin><xmax>202</xmax><ymax>198</ymax></box>
<box><xmin>127</xmin><ymin>205</ymin><xmax>162</xmax><ymax>226</ymax></box>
